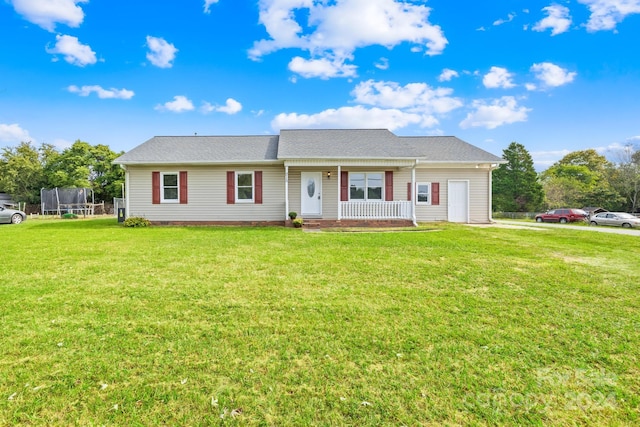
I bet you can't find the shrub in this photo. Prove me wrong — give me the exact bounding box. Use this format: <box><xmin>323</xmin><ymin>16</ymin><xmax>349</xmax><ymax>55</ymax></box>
<box><xmin>288</xmin><ymin>211</ymin><xmax>297</xmax><ymax>219</ymax></box>
<box><xmin>292</xmin><ymin>217</ymin><xmax>303</xmax><ymax>228</ymax></box>
<box><xmin>123</xmin><ymin>217</ymin><xmax>151</xmax><ymax>228</ymax></box>
<box><xmin>61</xmin><ymin>213</ymin><xmax>78</xmax><ymax>219</ymax></box>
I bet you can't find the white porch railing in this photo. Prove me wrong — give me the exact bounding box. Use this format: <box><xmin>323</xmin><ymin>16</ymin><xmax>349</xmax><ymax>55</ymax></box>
<box><xmin>340</xmin><ymin>201</ymin><xmax>412</xmax><ymax>220</ymax></box>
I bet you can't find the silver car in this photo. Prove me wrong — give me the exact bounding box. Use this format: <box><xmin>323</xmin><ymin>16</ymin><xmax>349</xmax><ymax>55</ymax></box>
<box><xmin>589</xmin><ymin>212</ymin><xmax>640</xmax><ymax>228</ymax></box>
<box><xmin>0</xmin><ymin>206</ymin><xmax>27</xmax><ymax>224</ymax></box>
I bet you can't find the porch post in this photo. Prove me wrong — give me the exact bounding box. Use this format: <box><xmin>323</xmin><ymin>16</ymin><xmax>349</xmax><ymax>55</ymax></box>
<box><xmin>488</xmin><ymin>167</ymin><xmax>493</xmax><ymax>222</ymax></box>
<box><xmin>337</xmin><ymin>165</ymin><xmax>342</xmax><ymax>221</ymax></box>
<box><xmin>285</xmin><ymin>164</ymin><xmax>289</xmax><ymax>220</ymax></box>
<box><xmin>411</xmin><ymin>162</ymin><xmax>417</xmax><ymax>226</ymax></box>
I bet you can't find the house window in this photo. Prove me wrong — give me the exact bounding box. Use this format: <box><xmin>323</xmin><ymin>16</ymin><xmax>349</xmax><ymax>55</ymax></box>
<box><xmin>236</xmin><ymin>172</ymin><xmax>254</xmax><ymax>202</ymax></box>
<box><xmin>416</xmin><ymin>182</ymin><xmax>431</xmax><ymax>205</ymax></box>
<box><xmin>161</xmin><ymin>173</ymin><xmax>179</xmax><ymax>202</ymax></box>
<box><xmin>350</xmin><ymin>172</ymin><xmax>383</xmax><ymax>201</ymax></box>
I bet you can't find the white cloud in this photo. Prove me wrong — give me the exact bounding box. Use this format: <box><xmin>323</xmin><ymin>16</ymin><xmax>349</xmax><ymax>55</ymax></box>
<box><xmin>202</xmin><ymin>98</ymin><xmax>243</xmax><ymax>115</ymax></box>
<box><xmin>51</xmin><ymin>138</ymin><xmax>73</xmax><ymax>150</ymax></box>
<box><xmin>533</xmin><ymin>5</ymin><xmax>572</xmax><ymax>35</ymax></box>
<box><xmin>352</xmin><ymin>80</ymin><xmax>462</xmax><ymax>115</ymax></box>
<box><xmin>375</xmin><ymin>57</ymin><xmax>389</xmax><ymax>70</ymax></box>
<box><xmin>46</xmin><ymin>34</ymin><xmax>96</xmax><ymax>66</ymax></box>
<box><xmin>68</xmin><ymin>85</ymin><xmax>134</xmax><ymax>99</ymax></box>
<box><xmin>530</xmin><ymin>62</ymin><xmax>576</xmax><ymax>87</ymax></box>
<box><xmin>250</xmin><ymin>0</ymin><xmax>447</xmax><ymax>78</ymax></box>
<box><xmin>531</xmin><ymin>149</ymin><xmax>572</xmax><ymax>169</ymax></box>
<box><xmin>146</xmin><ymin>36</ymin><xmax>178</xmax><ymax>68</ymax></box>
<box><xmin>0</xmin><ymin>123</ymin><xmax>33</xmax><ymax>143</ymax></box>
<box><xmin>155</xmin><ymin>96</ymin><xmax>195</xmax><ymax>113</ymax></box>
<box><xmin>288</xmin><ymin>56</ymin><xmax>358</xmax><ymax>79</ymax></box>
<box><xmin>460</xmin><ymin>96</ymin><xmax>531</xmax><ymax>129</ymax></box>
<box><xmin>204</xmin><ymin>0</ymin><xmax>219</xmax><ymax>14</ymax></box>
<box><xmin>578</xmin><ymin>0</ymin><xmax>640</xmax><ymax>31</ymax></box>
<box><xmin>483</xmin><ymin>66</ymin><xmax>516</xmax><ymax>89</ymax></box>
<box><xmin>10</xmin><ymin>0</ymin><xmax>87</xmax><ymax>31</ymax></box>
<box><xmin>493</xmin><ymin>12</ymin><xmax>516</xmax><ymax>26</ymax></box>
<box><xmin>217</xmin><ymin>98</ymin><xmax>242</xmax><ymax>114</ymax></box>
<box><xmin>272</xmin><ymin>78</ymin><xmax>463</xmax><ymax>131</ymax></box>
<box><xmin>438</xmin><ymin>68</ymin><xmax>459</xmax><ymax>82</ymax></box>
<box><xmin>272</xmin><ymin>105</ymin><xmax>425</xmax><ymax>131</ymax></box>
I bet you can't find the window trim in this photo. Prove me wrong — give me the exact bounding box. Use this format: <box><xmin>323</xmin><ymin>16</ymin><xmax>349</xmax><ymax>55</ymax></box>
<box><xmin>235</xmin><ymin>171</ymin><xmax>255</xmax><ymax>203</ymax></box>
<box><xmin>161</xmin><ymin>172</ymin><xmax>180</xmax><ymax>203</ymax></box>
<box><xmin>349</xmin><ymin>171</ymin><xmax>384</xmax><ymax>201</ymax></box>
<box><xmin>416</xmin><ymin>182</ymin><xmax>432</xmax><ymax>205</ymax></box>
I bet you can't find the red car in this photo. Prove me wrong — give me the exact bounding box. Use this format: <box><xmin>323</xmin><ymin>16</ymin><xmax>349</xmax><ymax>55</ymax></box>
<box><xmin>535</xmin><ymin>208</ymin><xmax>588</xmax><ymax>223</ymax></box>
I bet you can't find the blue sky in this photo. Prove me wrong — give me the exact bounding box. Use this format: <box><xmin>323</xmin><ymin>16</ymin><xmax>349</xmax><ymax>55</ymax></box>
<box><xmin>1</xmin><ymin>0</ymin><xmax>639</xmax><ymax>170</ymax></box>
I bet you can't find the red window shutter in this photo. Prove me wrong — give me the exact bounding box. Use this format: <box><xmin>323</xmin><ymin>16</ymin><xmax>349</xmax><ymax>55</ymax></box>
<box><xmin>385</xmin><ymin>171</ymin><xmax>393</xmax><ymax>201</ymax></box>
<box><xmin>407</xmin><ymin>182</ymin><xmax>412</xmax><ymax>201</ymax></box>
<box><xmin>152</xmin><ymin>171</ymin><xmax>160</xmax><ymax>204</ymax></box>
<box><xmin>432</xmin><ymin>182</ymin><xmax>440</xmax><ymax>205</ymax></box>
<box><xmin>340</xmin><ymin>171</ymin><xmax>349</xmax><ymax>201</ymax></box>
<box><xmin>227</xmin><ymin>171</ymin><xmax>235</xmax><ymax>204</ymax></box>
<box><xmin>255</xmin><ymin>171</ymin><xmax>263</xmax><ymax>204</ymax></box>
<box><xmin>179</xmin><ymin>171</ymin><xmax>188</xmax><ymax>204</ymax></box>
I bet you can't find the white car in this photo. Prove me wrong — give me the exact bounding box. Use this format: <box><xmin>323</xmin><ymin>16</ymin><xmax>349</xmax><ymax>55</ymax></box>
<box><xmin>0</xmin><ymin>206</ymin><xmax>27</xmax><ymax>224</ymax></box>
<box><xmin>589</xmin><ymin>212</ymin><xmax>640</xmax><ymax>228</ymax></box>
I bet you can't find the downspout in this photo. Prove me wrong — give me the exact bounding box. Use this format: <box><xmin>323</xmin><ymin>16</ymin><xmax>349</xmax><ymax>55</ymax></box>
<box><xmin>488</xmin><ymin>164</ymin><xmax>497</xmax><ymax>223</ymax></box>
<box><xmin>337</xmin><ymin>165</ymin><xmax>341</xmax><ymax>221</ymax></box>
<box><xmin>122</xmin><ymin>165</ymin><xmax>129</xmax><ymax>219</ymax></box>
<box><xmin>285</xmin><ymin>164</ymin><xmax>289</xmax><ymax>220</ymax></box>
<box><xmin>411</xmin><ymin>160</ymin><xmax>417</xmax><ymax>227</ymax></box>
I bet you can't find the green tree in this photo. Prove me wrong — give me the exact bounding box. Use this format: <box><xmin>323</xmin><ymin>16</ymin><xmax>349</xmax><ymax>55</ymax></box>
<box><xmin>609</xmin><ymin>145</ymin><xmax>640</xmax><ymax>212</ymax></box>
<box><xmin>492</xmin><ymin>142</ymin><xmax>544</xmax><ymax>212</ymax></box>
<box><xmin>541</xmin><ymin>149</ymin><xmax>623</xmax><ymax>209</ymax></box>
<box><xmin>44</xmin><ymin>141</ymin><xmax>124</xmax><ymax>201</ymax></box>
<box><xmin>0</xmin><ymin>142</ymin><xmax>57</xmax><ymax>204</ymax></box>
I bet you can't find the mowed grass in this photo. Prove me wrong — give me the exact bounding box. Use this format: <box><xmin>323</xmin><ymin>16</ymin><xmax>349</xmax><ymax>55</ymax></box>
<box><xmin>1</xmin><ymin>219</ymin><xmax>639</xmax><ymax>426</ymax></box>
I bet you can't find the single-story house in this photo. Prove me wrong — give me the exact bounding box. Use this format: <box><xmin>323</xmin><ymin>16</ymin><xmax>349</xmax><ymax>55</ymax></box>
<box><xmin>113</xmin><ymin>129</ymin><xmax>505</xmax><ymax>226</ymax></box>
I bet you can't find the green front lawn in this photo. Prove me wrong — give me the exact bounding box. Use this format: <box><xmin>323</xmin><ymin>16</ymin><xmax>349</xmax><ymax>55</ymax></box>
<box><xmin>1</xmin><ymin>219</ymin><xmax>638</xmax><ymax>425</ymax></box>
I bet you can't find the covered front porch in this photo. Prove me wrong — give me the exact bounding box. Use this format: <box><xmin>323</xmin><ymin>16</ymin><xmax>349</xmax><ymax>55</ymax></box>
<box><xmin>284</xmin><ymin>161</ymin><xmax>418</xmax><ymax>225</ymax></box>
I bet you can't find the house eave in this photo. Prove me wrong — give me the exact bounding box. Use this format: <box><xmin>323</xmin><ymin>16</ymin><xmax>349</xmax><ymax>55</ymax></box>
<box><xmin>282</xmin><ymin>158</ymin><xmax>505</xmax><ymax>168</ymax></box>
<box><xmin>113</xmin><ymin>160</ymin><xmax>283</xmax><ymax>167</ymax></box>
<box><xmin>283</xmin><ymin>158</ymin><xmax>416</xmax><ymax>167</ymax></box>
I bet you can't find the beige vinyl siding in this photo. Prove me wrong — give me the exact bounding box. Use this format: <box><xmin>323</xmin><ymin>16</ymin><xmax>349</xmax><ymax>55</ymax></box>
<box><xmin>127</xmin><ymin>165</ymin><xmax>285</xmax><ymax>221</ymax></box>
<box><xmin>411</xmin><ymin>168</ymin><xmax>491</xmax><ymax>223</ymax></box>
<box><xmin>290</xmin><ymin>167</ymin><xmax>491</xmax><ymax>223</ymax></box>
<box><xmin>127</xmin><ymin>164</ymin><xmax>492</xmax><ymax>223</ymax></box>
<box><xmin>287</xmin><ymin>168</ymin><xmax>339</xmax><ymax>219</ymax></box>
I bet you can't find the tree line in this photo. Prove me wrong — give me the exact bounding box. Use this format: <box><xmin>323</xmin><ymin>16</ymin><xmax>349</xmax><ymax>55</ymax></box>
<box><xmin>0</xmin><ymin>141</ymin><xmax>124</xmax><ymax>204</ymax></box>
<box><xmin>493</xmin><ymin>142</ymin><xmax>640</xmax><ymax>213</ymax></box>
<box><xmin>2</xmin><ymin>139</ymin><xmax>638</xmax><ymax>214</ymax></box>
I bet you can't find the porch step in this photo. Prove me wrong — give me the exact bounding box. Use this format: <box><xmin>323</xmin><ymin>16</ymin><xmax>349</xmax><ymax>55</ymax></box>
<box><xmin>302</xmin><ymin>221</ymin><xmax>321</xmax><ymax>229</ymax></box>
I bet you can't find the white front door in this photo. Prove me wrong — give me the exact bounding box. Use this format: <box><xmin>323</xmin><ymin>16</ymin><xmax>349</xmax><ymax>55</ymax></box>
<box><xmin>301</xmin><ymin>172</ymin><xmax>322</xmax><ymax>216</ymax></box>
<box><xmin>448</xmin><ymin>180</ymin><xmax>469</xmax><ymax>223</ymax></box>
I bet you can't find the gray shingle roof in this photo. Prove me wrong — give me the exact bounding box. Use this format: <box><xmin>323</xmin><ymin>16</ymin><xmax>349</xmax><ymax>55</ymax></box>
<box><xmin>278</xmin><ymin>129</ymin><xmax>504</xmax><ymax>163</ymax></box>
<box><xmin>400</xmin><ymin>136</ymin><xmax>505</xmax><ymax>163</ymax></box>
<box><xmin>114</xmin><ymin>135</ymin><xmax>279</xmax><ymax>164</ymax></box>
<box><xmin>114</xmin><ymin>129</ymin><xmax>504</xmax><ymax>165</ymax></box>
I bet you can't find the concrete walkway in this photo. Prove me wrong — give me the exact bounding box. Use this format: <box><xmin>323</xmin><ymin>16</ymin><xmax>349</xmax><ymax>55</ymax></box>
<box><xmin>492</xmin><ymin>219</ymin><xmax>640</xmax><ymax>236</ymax></box>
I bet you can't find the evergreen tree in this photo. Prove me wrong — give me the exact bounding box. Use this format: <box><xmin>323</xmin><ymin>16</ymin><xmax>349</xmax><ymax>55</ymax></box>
<box><xmin>492</xmin><ymin>142</ymin><xmax>543</xmax><ymax>212</ymax></box>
